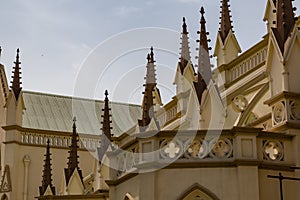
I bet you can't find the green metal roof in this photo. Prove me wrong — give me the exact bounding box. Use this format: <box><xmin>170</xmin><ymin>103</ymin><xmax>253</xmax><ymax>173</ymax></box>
<box><xmin>22</xmin><ymin>91</ymin><xmax>141</xmax><ymax>136</ymax></box>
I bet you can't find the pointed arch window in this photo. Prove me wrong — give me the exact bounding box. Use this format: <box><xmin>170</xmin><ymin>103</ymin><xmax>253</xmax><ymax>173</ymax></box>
<box><xmin>123</xmin><ymin>193</ymin><xmax>134</xmax><ymax>200</ymax></box>
<box><xmin>1</xmin><ymin>194</ymin><xmax>8</xmax><ymax>200</ymax></box>
<box><xmin>178</xmin><ymin>184</ymin><xmax>220</xmax><ymax>200</ymax></box>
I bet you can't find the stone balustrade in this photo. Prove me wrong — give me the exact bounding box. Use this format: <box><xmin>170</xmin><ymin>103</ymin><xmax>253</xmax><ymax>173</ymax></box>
<box><xmin>20</xmin><ymin>132</ymin><xmax>99</xmax><ymax>150</ymax></box>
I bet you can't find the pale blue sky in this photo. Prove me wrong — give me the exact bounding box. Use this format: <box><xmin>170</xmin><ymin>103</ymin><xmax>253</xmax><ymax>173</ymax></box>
<box><xmin>1</xmin><ymin>0</ymin><xmax>300</xmax><ymax>104</ymax></box>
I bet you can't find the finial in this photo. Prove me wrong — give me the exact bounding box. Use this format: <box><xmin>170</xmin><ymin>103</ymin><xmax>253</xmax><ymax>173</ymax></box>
<box><xmin>219</xmin><ymin>0</ymin><xmax>233</xmax><ymax>42</ymax></box>
<box><xmin>200</xmin><ymin>6</ymin><xmax>205</xmax><ymax>16</ymax></box>
<box><xmin>147</xmin><ymin>53</ymin><xmax>151</xmax><ymax>62</ymax></box>
<box><xmin>0</xmin><ymin>46</ymin><xmax>2</xmax><ymax>60</ymax></box>
<box><xmin>150</xmin><ymin>47</ymin><xmax>155</xmax><ymax>63</ymax></box>
<box><xmin>64</xmin><ymin>118</ymin><xmax>83</xmax><ymax>185</ymax></box>
<box><xmin>179</xmin><ymin>17</ymin><xmax>191</xmax><ymax>73</ymax></box>
<box><xmin>138</xmin><ymin>48</ymin><xmax>159</xmax><ymax>130</ymax></box>
<box><xmin>11</xmin><ymin>48</ymin><xmax>22</xmax><ymax>100</ymax></box>
<box><xmin>105</xmin><ymin>90</ymin><xmax>108</xmax><ymax>97</ymax></box>
<box><xmin>194</xmin><ymin>6</ymin><xmax>212</xmax><ymax>104</ymax></box>
<box><xmin>182</xmin><ymin>17</ymin><xmax>188</xmax><ymax>34</ymax></box>
<box><xmin>39</xmin><ymin>138</ymin><xmax>56</xmax><ymax>196</ymax></box>
<box><xmin>273</xmin><ymin>0</ymin><xmax>296</xmax><ymax>53</ymax></box>
<box><xmin>199</xmin><ymin>7</ymin><xmax>209</xmax><ymax>52</ymax></box>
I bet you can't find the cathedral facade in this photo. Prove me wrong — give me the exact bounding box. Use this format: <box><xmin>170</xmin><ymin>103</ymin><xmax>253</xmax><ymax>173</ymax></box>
<box><xmin>1</xmin><ymin>0</ymin><xmax>300</xmax><ymax>199</ymax></box>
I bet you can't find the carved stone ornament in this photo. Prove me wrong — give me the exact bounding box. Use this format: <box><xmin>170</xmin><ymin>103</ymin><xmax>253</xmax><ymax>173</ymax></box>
<box><xmin>263</xmin><ymin>140</ymin><xmax>284</xmax><ymax>161</ymax></box>
<box><xmin>290</xmin><ymin>100</ymin><xmax>300</xmax><ymax>120</ymax></box>
<box><xmin>273</xmin><ymin>102</ymin><xmax>286</xmax><ymax>124</ymax></box>
<box><xmin>209</xmin><ymin>138</ymin><xmax>233</xmax><ymax>158</ymax></box>
<box><xmin>0</xmin><ymin>165</ymin><xmax>12</xmax><ymax>193</ymax></box>
<box><xmin>160</xmin><ymin>140</ymin><xmax>183</xmax><ymax>159</ymax></box>
<box><xmin>232</xmin><ymin>95</ymin><xmax>248</xmax><ymax>112</ymax></box>
<box><xmin>184</xmin><ymin>139</ymin><xmax>209</xmax><ymax>159</ymax></box>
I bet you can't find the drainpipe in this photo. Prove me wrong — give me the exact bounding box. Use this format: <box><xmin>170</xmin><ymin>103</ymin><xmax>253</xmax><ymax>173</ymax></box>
<box><xmin>23</xmin><ymin>155</ymin><xmax>30</xmax><ymax>200</ymax></box>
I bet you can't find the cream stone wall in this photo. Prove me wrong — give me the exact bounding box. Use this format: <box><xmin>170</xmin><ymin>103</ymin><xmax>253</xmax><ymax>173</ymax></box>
<box><xmin>3</xmin><ymin>140</ymin><xmax>95</xmax><ymax>200</ymax></box>
<box><xmin>111</xmin><ymin>167</ymin><xmax>262</xmax><ymax>200</ymax></box>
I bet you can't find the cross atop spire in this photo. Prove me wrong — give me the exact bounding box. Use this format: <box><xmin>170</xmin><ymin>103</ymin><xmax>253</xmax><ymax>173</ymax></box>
<box><xmin>11</xmin><ymin>48</ymin><xmax>22</xmax><ymax>100</ymax></box>
<box><xmin>179</xmin><ymin>17</ymin><xmax>191</xmax><ymax>74</ymax></box>
<box><xmin>273</xmin><ymin>0</ymin><xmax>297</xmax><ymax>53</ymax></box>
<box><xmin>219</xmin><ymin>0</ymin><xmax>233</xmax><ymax>42</ymax></box>
<box><xmin>39</xmin><ymin>139</ymin><xmax>56</xmax><ymax>196</ymax></box>
<box><xmin>64</xmin><ymin>117</ymin><xmax>83</xmax><ymax>185</ymax></box>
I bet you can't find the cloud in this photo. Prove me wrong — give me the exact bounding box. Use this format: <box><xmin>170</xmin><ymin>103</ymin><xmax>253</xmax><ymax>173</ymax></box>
<box><xmin>114</xmin><ymin>6</ymin><xmax>142</xmax><ymax>16</ymax></box>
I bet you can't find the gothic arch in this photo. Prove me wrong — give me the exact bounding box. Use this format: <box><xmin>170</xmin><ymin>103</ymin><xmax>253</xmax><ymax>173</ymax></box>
<box><xmin>1</xmin><ymin>194</ymin><xmax>8</xmax><ymax>200</ymax></box>
<box><xmin>123</xmin><ymin>193</ymin><xmax>134</xmax><ymax>200</ymax></box>
<box><xmin>177</xmin><ymin>183</ymin><xmax>220</xmax><ymax>200</ymax></box>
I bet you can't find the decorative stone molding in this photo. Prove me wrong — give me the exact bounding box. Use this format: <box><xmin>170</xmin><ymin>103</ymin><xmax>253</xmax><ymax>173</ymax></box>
<box><xmin>20</xmin><ymin>132</ymin><xmax>99</xmax><ymax>150</ymax></box>
<box><xmin>272</xmin><ymin>101</ymin><xmax>286</xmax><ymax>126</ymax></box>
<box><xmin>231</xmin><ymin>95</ymin><xmax>248</xmax><ymax>112</ymax></box>
<box><xmin>263</xmin><ymin>140</ymin><xmax>284</xmax><ymax>161</ymax></box>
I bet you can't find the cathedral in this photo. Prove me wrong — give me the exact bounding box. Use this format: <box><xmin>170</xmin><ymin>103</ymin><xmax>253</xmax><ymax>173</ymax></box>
<box><xmin>0</xmin><ymin>0</ymin><xmax>300</xmax><ymax>199</ymax></box>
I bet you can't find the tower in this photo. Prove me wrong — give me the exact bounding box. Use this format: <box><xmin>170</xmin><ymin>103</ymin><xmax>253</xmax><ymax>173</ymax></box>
<box><xmin>265</xmin><ymin>0</ymin><xmax>300</xmax><ymax>130</ymax></box>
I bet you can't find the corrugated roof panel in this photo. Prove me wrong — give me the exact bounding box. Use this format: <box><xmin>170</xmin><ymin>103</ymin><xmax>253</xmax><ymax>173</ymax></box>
<box><xmin>22</xmin><ymin>91</ymin><xmax>141</xmax><ymax>136</ymax></box>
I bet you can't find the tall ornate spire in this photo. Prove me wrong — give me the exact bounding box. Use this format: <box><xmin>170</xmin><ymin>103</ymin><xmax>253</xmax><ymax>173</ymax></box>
<box><xmin>11</xmin><ymin>48</ymin><xmax>22</xmax><ymax>100</ymax></box>
<box><xmin>98</xmin><ymin>90</ymin><xmax>113</xmax><ymax>163</ymax></box>
<box><xmin>64</xmin><ymin>117</ymin><xmax>83</xmax><ymax>185</ymax></box>
<box><xmin>39</xmin><ymin>139</ymin><xmax>55</xmax><ymax>196</ymax></box>
<box><xmin>219</xmin><ymin>0</ymin><xmax>233</xmax><ymax>42</ymax></box>
<box><xmin>138</xmin><ymin>47</ymin><xmax>157</xmax><ymax>130</ymax></box>
<box><xmin>273</xmin><ymin>0</ymin><xmax>297</xmax><ymax>53</ymax></box>
<box><xmin>101</xmin><ymin>90</ymin><xmax>113</xmax><ymax>142</ymax></box>
<box><xmin>194</xmin><ymin>7</ymin><xmax>212</xmax><ymax>104</ymax></box>
<box><xmin>179</xmin><ymin>17</ymin><xmax>191</xmax><ymax>74</ymax></box>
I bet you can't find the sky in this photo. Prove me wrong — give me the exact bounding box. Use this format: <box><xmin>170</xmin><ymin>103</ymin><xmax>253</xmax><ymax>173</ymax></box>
<box><xmin>1</xmin><ymin>0</ymin><xmax>300</xmax><ymax>105</ymax></box>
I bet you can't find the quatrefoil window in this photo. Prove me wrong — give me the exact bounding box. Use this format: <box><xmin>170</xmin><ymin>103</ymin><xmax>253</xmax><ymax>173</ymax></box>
<box><xmin>263</xmin><ymin>141</ymin><xmax>284</xmax><ymax>161</ymax></box>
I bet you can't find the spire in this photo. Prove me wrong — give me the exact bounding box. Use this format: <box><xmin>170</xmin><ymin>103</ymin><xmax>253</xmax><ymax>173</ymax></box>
<box><xmin>101</xmin><ymin>90</ymin><xmax>113</xmax><ymax>142</ymax></box>
<box><xmin>273</xmin><ymin>0</ymin><xmax>297</xmax><ymax>53</ymax></box>
<box><xmin>39</xmin><ymin>139</ymin><xmax>55</xmax><ymax>196</ymax></box>
<box><xmin>219</xmin><ymin>0</ymin><xmax>233</xmax><ymax>42</ymax></box>
<box><xmin>138</xmin><ymin>47</ymin><xmax>157</xmax><ymax>130</ymax></box>
<box><xmin>179</xmin><ymin>17</ymin><xmax>191</xmax><ymax>74</ymax></box>
<box><xmin>98</xmin><ymin>90</ymin><xmax>113</xmax><ymax>163</ymax></box>
<box><xmin>0</xmin><ymin>46</ymin><xmax>2</xmax><ymax>61</ymax></box>
<box><xmin>199</xmin><ymin>7</ymin><xmax>209</xmax><ymax>52</ymax></box>
<box><xmin>194</xmin><ymin>7</ymin><xmax>212</xmax><ymax>104</ymax></box>
<box><xmin>64</xmin><ymin>117</ymin><xmax>83</xmax><ymax>185</ymax></box>
<box><xmin>11</xmin><ymin>48</ymin><xmax>22</xmax><ymax>100</ymax></box>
